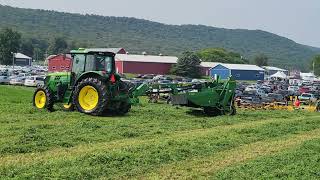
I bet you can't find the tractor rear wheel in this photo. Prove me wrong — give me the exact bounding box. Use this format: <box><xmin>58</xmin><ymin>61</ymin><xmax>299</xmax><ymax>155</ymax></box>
<box><xmin>73</xmin><ymin>77</ymin><xmax>108</xmax><ymax>116</ymax></box>
<box><xmin>33</xmin><ymin>85</ymin><xmax>54</xmax><ymax>112</ymax></box>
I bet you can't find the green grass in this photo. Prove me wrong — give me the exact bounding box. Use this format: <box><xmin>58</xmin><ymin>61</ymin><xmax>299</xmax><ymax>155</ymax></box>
<box><xmin>0</xmin><ymin>85</ymin><xmax>319</xmax><ymax>179</ymax></box>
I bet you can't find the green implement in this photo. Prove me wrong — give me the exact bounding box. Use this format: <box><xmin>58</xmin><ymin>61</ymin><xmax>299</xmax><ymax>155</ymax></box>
<box><xmin>131</xmin><ymin>77</ymin><xmax>237</xmax><ymax>116</ymax></box>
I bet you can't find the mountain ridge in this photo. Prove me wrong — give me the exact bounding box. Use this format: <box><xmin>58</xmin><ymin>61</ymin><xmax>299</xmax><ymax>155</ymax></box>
<box><xmin>0</xmin><ymin>5</ymin><xmax>319</xmax><ymax>70</ymax></box>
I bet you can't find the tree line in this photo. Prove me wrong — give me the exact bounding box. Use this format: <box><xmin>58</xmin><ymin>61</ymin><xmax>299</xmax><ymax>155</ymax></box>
<box><xmin>1</xmin><ymin>28</ymin><xmax>319</xmax><ymax>77</ymax></box>
<box><xmin>0</xmin><ymin>28</ymin><xmax>88</xmax><ymax>65</ymax></box>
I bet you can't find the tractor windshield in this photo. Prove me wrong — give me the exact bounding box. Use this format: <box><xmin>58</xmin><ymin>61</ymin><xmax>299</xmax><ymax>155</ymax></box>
<box><xmin>96</xmin><ymin>55</ymin><xmax>113</xmax><ymax>72</ymax></box>
<box><xmin>84</xmin><ymin>54</ymin><xmax>113</xmax><ymax>73</ymax></box>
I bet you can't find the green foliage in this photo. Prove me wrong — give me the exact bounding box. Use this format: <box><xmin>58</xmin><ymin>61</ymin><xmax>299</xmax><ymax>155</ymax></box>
<box><xmin>171</xmin><ymin>51</ymin><xmax>201</xmax><ymax>78</ymax></box>
<box><xmin>311</xmin><ymin>55</ymin><xmax>320</xmax><ymax>76</ymax></box>
<box><xmin>47</xmin><ymin>37</ymin><xmax>69</xmax><ymax>55</ymax></box>
<box><xmin>0</xmin><ymin>85</ymin><xmax>319</xmax><ymax>179</ymax></box>
<box><xmin>254</xmin><ymin>53</ymin><xmax>269</xmax><ymax>66</ymax></box>
<box><xmin>20</xmin><ymin>39</ymin><xmax>34</xmax><ymax>57</ymax></box>
<box><xmin>197</xmin><ymin>48</ymin><xmax>248</xmax><ymax>64</ymax></box>
<box><xmin>0</xmin><ymin>28</ymin><xmax>21</xmax><ymax>65</ymax></box>
<box><xmin>0</xmin><ymin>5</ymin><xmax>319</xmax><ymax>69</ymax></box>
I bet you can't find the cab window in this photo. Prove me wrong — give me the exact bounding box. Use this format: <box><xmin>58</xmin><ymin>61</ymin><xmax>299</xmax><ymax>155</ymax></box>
<box><xmin>85</xmin><ymin>54</ymin><xmax>95</xmax><ymax>71</ymax></box>
<box><xmin>72</xmin><ymin>54</ymin><xmax>85</xmax><ymax>73</ymax></box>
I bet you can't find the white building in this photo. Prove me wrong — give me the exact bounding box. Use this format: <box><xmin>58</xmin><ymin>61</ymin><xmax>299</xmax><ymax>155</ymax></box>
<box><xmin>300</xmin><ymin>72</ymin><xmax>316</xmax><ymax>82</ymax></box>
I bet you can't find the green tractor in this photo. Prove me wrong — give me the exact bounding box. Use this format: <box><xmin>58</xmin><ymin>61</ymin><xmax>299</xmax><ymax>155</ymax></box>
<box><xmin>33</xmin><ymin>48</ymin><xmax>133</xmax><ymax>115</ymax></box>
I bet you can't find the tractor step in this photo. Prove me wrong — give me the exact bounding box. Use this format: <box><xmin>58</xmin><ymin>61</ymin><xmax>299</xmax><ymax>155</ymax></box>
<box><xmin>62</xmin><ymin>89</ymin><xmax>72</xmax><ymax>104</ymax></box>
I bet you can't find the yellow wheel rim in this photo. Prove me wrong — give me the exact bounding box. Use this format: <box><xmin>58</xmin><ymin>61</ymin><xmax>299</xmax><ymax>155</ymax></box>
<box><xmin>78</xmin><ymin>85</ymin><xmax>99</xmax><ymax>111</ymax></box>
<box><xmin>63</xmin><ymin>104</ymin><xmax>72</xmax><ymax>109</ymax></box>
<box><xmin>35</xmin><ymin>90</ymin><xmax>47</xmax><ymax>109</ymax></box>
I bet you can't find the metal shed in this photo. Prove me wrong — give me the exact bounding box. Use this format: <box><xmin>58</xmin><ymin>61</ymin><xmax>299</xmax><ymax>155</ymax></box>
<box><xmin>210</xmin><ymin>63</ymin><xmax>265</xmax><ymax>81</ymax></box>
<box><xmin>14</xmin><ymin>53</ymin><xmax>32</xmax><ymax>66</ymax></box>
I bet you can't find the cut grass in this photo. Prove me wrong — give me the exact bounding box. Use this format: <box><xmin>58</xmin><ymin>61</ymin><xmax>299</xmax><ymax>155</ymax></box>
<box><xmin>214</xmin><ymin>138</ymin><xmax>320</xmax><ymax>179</ymax></box>
<box><xmin>144</xmin><ymin>128</ymin><xmax>320</xmax><ymax>179</ymax></box>
<box><xmin>0</xmin><ymin>85</ymin><xmax>319</xmax><ymax>179</ymax></box>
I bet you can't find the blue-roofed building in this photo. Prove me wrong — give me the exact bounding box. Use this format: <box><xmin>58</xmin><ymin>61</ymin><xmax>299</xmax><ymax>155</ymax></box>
<box><xmin>210</xmin><ymin>63</ymin><xmax>265</xmax><ymax>81</ymax></box>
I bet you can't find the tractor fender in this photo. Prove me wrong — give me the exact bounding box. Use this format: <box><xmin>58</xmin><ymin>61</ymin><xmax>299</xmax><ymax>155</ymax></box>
<box><xmin>74</xmin><ymin>71</ymin><xmax>108</xmax><ymax>87</ymax></box>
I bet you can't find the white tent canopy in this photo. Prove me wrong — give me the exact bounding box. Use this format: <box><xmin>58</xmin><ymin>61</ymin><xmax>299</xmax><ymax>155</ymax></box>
<box><xmin>14</xmin><ymin>53</ymin><xmax>32</xmax><ymax>59</ymax></box>
<box><xmin>270</xmin><ymin>71</ymin><xmax>287</xmax><ymax>79</ymax></box>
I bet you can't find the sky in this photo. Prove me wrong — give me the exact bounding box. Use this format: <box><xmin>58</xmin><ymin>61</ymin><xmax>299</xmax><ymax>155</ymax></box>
<box><xmin>0</xmin><ymin>0</ymin><xmax>319</xmax><ymax>47</ymax></box>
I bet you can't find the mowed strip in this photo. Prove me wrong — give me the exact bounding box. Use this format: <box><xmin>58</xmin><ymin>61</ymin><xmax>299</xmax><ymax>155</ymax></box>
<box><xmin>0</xmin><ymin>114</ymin><xmax>319</xmax><ymax>168</ymax></box>
<box><xmin>145</xmin><ymin>128</ymin><xmax>320</xmax><ymax>179</ymax></box>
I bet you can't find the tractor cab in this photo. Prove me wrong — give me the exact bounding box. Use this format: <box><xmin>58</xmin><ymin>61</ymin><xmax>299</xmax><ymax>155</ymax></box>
<box><xmin>70</xmin><ymin>48</ymin><xmax>116</xmax><ymax>82</ymax></box>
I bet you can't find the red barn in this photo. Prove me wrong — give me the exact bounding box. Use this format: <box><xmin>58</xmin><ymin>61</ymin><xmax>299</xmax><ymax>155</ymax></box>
<box><xmin>115</xmin><ymin>54</ymin><xmax>178</xmax><ymax>75</ymax></box>
<box><xmin>47</xmin><ymin>54</ymin><xmax>72</xmax><ymax>72</ymax></box>
<box><xmin>115</xmin><ymin>54</ymin><xmax>217</xmax><ymax>76</ymax></box>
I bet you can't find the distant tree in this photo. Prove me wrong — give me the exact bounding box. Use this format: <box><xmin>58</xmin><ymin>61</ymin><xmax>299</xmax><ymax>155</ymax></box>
<box><xmin>68</xmin><ymin>40</ymin><xmax>89</xmax><ymax>50</ymax></box>
<box><xmin>197</xmin><ymin>48</ymin><xmax>246</xmax><ymax>64</ymax></box>
<box><xmin>171</xmin><ymin>51</ymin><xmax>201</xmax><ymax>78</ymax></box>
<box><xmin>31</xmin><ymin>38</ymin><xmax>49</xmax><ymax>60</ymax></box>
<box><xmin>20</xmin><ymin>39</ymin><xmax>34</xmax><ymax>57</ymax></box>
<box><xmin>0</xmin><ymin>28</ymin><xmax>21</xmax><ymax>65</ymax></box>
<box><xmin>311</xmin><ymin>55</ymin><xmax>320</xmax><ymax>76</ymax></box>
<box><xmin>253</xmin><ymin>54</ymin><xmax>268</xmax><ymax>66</ymax></box>
<box><xmin>47</xmin><ymin>37</ymin><xmax>68</xmax><ymax>55</ymax></box>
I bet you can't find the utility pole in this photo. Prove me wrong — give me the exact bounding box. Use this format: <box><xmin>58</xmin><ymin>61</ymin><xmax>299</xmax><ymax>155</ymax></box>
<box><xmin>313</xmin><ymin>61</ymin><xmax>315</xmax><ymax>74</ymax></box>
<box><xmin>11</xmin><ymin>52</ymin><xmax>15</xmax><ymax>70</ymax></box>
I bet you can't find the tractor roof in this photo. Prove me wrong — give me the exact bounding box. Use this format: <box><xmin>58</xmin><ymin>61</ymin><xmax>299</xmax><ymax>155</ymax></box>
<box><xmin>70</xmin><ymin>48</ymin><xmax>116</xmax><ymax>54</ymax></box>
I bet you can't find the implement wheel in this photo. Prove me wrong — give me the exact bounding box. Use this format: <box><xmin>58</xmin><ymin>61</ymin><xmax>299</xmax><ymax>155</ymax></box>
<box><xmin>224</xmin><ymin>105</ymin><xmax>237</xmax><ymax>116</ymax></box>
<box><xmin>73</xmin><ymin>77</ymin><xmax>108</xmax><ymax>116</ymax></box>
<box><xmin>33</xmin><ymin>85</ymin><xmax>54</xmax><ymax>111</ymax></box>
<box><xmin>117</xmin><ymin>102</ymin><xmax>131</xmax><ymax>115</ymax></box>
<box><xmin>62</xmin><ymin>103</ymin><xmax>74</xmax><ymax>111</ymax></box>
<box><xmin>204</xmin><ymin>107</ymin><xmax>222</xmax><ymax>116</ymax></box>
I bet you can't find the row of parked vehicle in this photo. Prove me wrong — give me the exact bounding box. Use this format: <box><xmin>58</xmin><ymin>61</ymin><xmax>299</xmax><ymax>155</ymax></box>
<box><xmin>236</xmin><ymin>80</ymin><xmax>320</xmax><ymax>104</ymax></box>
<box><xmin>121</xmin><ymin>74</ymin><xmax>207</xmax><ymax>86</ymax></box>
<box><xmin>0</xmin><ymin>65</ymin><xmax>47</xmax><ymax>87</ymax></box>
<box><xmin>0</xmin><ymin>73</ymin><xmax>45</xmax><ymax>87</ymax></box>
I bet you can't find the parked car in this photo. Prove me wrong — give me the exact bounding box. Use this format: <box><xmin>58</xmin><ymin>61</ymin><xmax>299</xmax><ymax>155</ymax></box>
<box><xmin>308</xmin><ymin>91</ymin><xmax>320</xmax><ymax>100</ymax></box>
<box><xmin>141</xmin><ymin>74</ymin><xmax>156</xmax><ymax>79</ymax></box>
<box><xmin>10</xmin><ymin>77</ymin><xmax>26</xmax><ymax>86</ymax></box>
<box><xmin>0</xmin><ymin>75</ymin><xmax>10</xmax><ymax>84</ymax></box>
<box><xmin>240</xmin><ymin>96</ymin><xmax>261</xmax><ymax>104</ymax></box>
<box><xmin>245</xmin><ymin>85</ymin><xmax>257</xmax><ymax>92</ymax></box>
<box><xmin>299</xmin><ymin>86</ymin><xmax>310</xmax><ymax>94</ymax></box>
<box><xmin>266</xmin><ymin>93</ymin><xmax>284</xmax><ymax>102</ymax></box>
<box><xmin>24</xmin><ymin>76</ymin><xmax>45</xmax><ymax>87</ymax></box>
<box><xmin>288</xmin><ymin>86</ymin><xmax>299</xmax><ymax>92</ymax></box>
<box><xmin>299</xmin><ymin>93</ymin><xmax>317</xmax><ymax>103</ymax></box>
<box><xmin>256</xmin><ymin>89</ymin><xmax>267</xmax><ymax>97</ymax></box>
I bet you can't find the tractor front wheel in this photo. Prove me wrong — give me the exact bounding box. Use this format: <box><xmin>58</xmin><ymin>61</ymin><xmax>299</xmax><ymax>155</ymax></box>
<box><xmin>33</xmin><ymin>85</ymin><xmax>54</xmax><ymax>111</ymax></box>
<box><xmin>73</xmin><ymin>77</ymin><xmax>108</xmax><ymax>116</ymax></box>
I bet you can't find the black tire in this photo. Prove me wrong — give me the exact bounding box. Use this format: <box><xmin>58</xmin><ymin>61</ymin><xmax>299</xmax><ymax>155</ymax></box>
<box><xmin>203</xmin><ymin>107</ymin><xmax>222</xmax><ymax>116</ymax></box>
<box><xmin>33</xmin><ymin>85</ymin><xmax>54</xmax><ymax>112</ymax></box>
<box><xmin>225</xmin><ymin>105</ymin><xmax>236</xmax><ymax>116</ymax></box>
<box><xmin>73</xmin><ymin>77</ymin><xmax>108</xmax><ymax>116</ymax></box>
<box><xmin>117</xmin><ymin>101</ymin><xmax>131</xmax><ymax>115</ymax></box>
